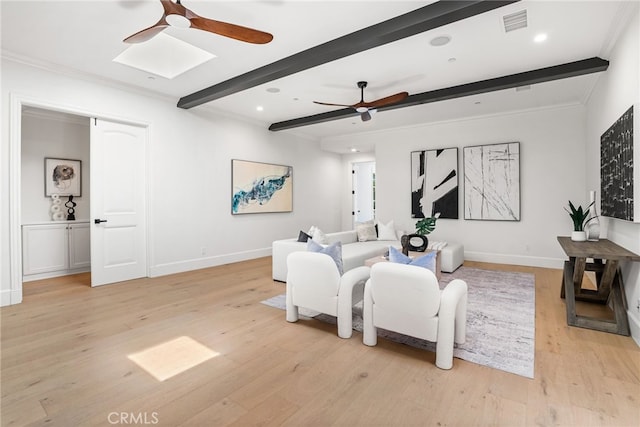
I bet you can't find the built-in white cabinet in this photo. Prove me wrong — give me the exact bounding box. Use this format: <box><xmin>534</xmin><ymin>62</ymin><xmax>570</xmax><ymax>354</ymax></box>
<box><xmin>22</xmin><ymin>221</ymin><xmax>90</xmax><ymax>280</ymax></box>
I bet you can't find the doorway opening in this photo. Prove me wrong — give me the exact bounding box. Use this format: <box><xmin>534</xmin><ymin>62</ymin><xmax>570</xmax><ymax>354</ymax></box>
<box><xmin>21</xmin><ymin>107</ymin><xmax>92</xmax><ymax>286</ymax></box>
<box><xmin>8</xmin><ymin>95</ymin><xmax>149</xmax><ymax>305</ymax></box>
<box><xmin>352</xmin><ymin>161</ymin><xmax>376</xmax><ymax>226</ymax></box>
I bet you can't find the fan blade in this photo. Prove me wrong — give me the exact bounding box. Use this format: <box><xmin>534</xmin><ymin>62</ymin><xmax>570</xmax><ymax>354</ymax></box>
<box><xmin>313</xmin><ymin>101</ymin><xmax>353</xmax><ymax>108</ymax></box>
<box><xmin>363</xmin><ymin>92</ymin><xmax>409</xmax><ymax>109</ymax></box>
<box><xmin>123</xmin><ymin>0</ymin><xmax>178</xmax><ymax>44</ymax></box>
<box><xmin>361</xmin><ymin>111</ymin><xmax>372</xmax><ymax>122</ymax></box>
<box><xmin>123</xmin><ymin>18</ymin><xmax>169</xmax><ymax>43</ymax></box>
<box><xmin>189</xmin><ymin>17</ymin><xmax>273</xmax><ymax>44</ymax></box>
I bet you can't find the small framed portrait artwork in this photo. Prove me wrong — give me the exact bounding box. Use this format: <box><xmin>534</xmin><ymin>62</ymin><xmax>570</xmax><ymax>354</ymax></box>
<box><xmin>45</xmin><ymin>157</ymin><xmax>82</xmax><ymax>197</ymax></box>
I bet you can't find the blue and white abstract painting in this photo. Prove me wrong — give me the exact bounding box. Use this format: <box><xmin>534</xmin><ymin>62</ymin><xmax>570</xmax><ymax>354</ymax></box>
<box><xmin>231</xmin><ymin>160</ymin><xmax>293</xmax><ymax>214</ymax></box>
<box><xmin>464</xmin><ymin>142</ymin><xmax>520</xmax><ymax>221</ymax></box>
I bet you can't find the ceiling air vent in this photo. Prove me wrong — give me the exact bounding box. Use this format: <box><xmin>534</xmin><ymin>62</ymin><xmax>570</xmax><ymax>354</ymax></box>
<box><xmin>503</xmin><ymin>9</ymin><xmax>527</xmax><ymax>33</ymax></box>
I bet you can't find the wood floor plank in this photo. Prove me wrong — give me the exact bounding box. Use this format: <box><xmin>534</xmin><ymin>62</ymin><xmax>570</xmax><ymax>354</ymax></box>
<box><xmin>1</xmin><ymin>257</ymin><xmax>639</xmax><ymax>426</ymax></box>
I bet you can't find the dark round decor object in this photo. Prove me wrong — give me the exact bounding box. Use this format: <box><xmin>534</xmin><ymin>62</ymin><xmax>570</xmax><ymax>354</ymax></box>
<box><xmin>401</xmin><ymin>234</ymin><xmax>429</xmax><ymax>255</ymax></box>
<box><xmin>65</xmin><ymin>195</ymin><xmax>77</xmax><ymax>221</ymax></box>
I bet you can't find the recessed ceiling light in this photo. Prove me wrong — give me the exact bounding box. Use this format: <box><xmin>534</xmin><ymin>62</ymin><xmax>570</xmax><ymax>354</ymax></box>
<box><xmin>266</xmin><ymin>87</ymin><xmax>280</xmax><ymax>93</ymax></box>
<box><xmin>448</xmin><ymin>57</ymin><xmax>457</xmax><ymax>63</ymax></box>
<box><xmin>350</xmin><ymin>148</ymin><xmax>358</xmax><ymax>152</ymax></box>
<box><xmin>256</xmin><ymin>106</ymin><xmax>264</xmax><ymax>112</ymax></box>
<box><xmin>534</xmin><ymin>33</ymin><xmax>548</xmax><ymax>43</ymax></box>
<box><xmin>430</xmin><ymin>35</ymin><xmax>451</xmax><ymax>47</ymax></box>
<box><xmin>113</xmin><ymin>32</ymin><xmax>215</xmax><ymax>79</ymax></box>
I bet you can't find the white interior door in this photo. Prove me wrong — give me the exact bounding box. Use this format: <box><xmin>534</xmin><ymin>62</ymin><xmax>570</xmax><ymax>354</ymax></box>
<box><xmin>352</xmin><ymin>161</ymin><xmax>376</xmax><ymax>224</ymax></box>
<box><xmin>90</xmin><ymin>119</ymin><xmax>147</xmax><ymax>287</ymax></box>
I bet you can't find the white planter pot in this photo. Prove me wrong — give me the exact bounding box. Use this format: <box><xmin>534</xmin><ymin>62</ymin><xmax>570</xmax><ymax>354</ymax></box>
<box><xmin>571</xmin><ymin>231</ymin><xmax>587</xmax><ymax>242</ymax></box>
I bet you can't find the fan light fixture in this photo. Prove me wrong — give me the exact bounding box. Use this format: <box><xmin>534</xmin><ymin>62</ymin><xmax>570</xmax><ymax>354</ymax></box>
<box><xmin>165</xmin><ymin>14</ymin><xmax>190</xmax><ymax>28</ymax></box>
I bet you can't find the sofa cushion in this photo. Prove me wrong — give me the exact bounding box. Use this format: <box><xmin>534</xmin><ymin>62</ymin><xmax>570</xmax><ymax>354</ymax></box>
<box><xmin>326</xmin><ymin>230</ymin><xmax>358</xmax><ymax>245</ymax></box>
<box><xmin>341</xmin><ymin>240</ymin><xmax>394</xmax><ymax>272</ymax></box>
<box><xmin>307</xmin><ymin>240</ymin><xmax>344</xmax><ymax>274</ymax></box>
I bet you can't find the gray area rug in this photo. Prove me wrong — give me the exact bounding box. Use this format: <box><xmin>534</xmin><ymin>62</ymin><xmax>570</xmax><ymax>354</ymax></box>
<box><xmin>262</xmin><ymin>267</ymin><xmax>535</xmax><ymax>378</ymax></box>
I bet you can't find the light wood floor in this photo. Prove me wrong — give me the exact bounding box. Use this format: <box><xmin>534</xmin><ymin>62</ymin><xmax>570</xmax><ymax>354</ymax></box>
<box><xmin>2</xmin><ymin>258</ymin><xmax>639</xmax><ymax>426</ymax></box>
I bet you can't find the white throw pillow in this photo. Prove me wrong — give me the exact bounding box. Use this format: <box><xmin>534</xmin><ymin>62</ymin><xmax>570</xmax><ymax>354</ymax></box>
<box><xmin>377</xmin><ymin>220</ymin><xmax>397</xmax><ymax>241</ymax></box>
<box><xmin>308</xmin><ymin>226</ymin><xmax>328</xmax><ymax>244</ymax></box>
<box><xmin>355</xmin><ymin>220</ymin><xmax>377</xmax><ymax>242</ymax></box>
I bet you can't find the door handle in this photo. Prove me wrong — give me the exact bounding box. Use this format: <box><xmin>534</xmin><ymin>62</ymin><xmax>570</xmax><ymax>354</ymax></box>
<box><xmin>94</xmin><ymin>219</ymin><xmax>108</xmax><ymax>224</ymax></box>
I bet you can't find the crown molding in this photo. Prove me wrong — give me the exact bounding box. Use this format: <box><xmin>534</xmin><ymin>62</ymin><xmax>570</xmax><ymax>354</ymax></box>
<box><xmin>1</xmin><ymin>49</ymin><xmax>176</xmax><ymax>104</ymax></box>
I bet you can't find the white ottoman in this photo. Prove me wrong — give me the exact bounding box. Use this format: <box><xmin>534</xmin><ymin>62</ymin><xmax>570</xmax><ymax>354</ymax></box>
<box><xmin>439</xmin><ymin>243</ymin><xmax>464</xmax><ymax>273</ymax></box>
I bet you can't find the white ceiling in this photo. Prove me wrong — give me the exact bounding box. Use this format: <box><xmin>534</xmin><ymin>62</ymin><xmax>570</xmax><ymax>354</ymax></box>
<box><xmin>1</xmin><ymin>1</ymin><xmax>632</xmax><ymax>151</ymax></box>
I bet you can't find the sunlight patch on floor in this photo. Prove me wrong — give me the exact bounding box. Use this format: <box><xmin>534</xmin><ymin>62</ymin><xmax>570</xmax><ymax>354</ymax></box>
<box><xmin>128</xmin><ymin>336</ymin><xmax>219</xmax><ymax>381</ymax></box>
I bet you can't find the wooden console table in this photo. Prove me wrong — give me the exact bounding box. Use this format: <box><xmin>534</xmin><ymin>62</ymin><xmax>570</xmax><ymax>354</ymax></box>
<box><xmin>557</xmin><ymin>236</ymin><xmax>640</xmax><ymax>336</ymax></box>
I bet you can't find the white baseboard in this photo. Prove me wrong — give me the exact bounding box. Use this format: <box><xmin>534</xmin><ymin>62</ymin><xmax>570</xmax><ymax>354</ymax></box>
<box><xmin>627</xmin><ymin>310</ymin><xmax>640</xmax><ymax>347</ymax></box>
<box><xmin>22</xmin><ymin>268</ymin><xmax>90</xmax><ymax>282</ymax></box>
<box><xmin>464</xmin><ymin>251</ymin><xmax>565</xmax><ymax>269</ymax></box>
<box><xmin>0</xmin><ymin>289</ymin><xmax>22</xmax><ymax>307</ymax></box>
<box><xmin>149</xmin><ymin>247</ymin><xmax>272</xmax><ymax>277</ymax></box>
<box><xmin>0</xmin><ymin>289</ymin><xmax>12</xmax><ymax>307</ymax></box>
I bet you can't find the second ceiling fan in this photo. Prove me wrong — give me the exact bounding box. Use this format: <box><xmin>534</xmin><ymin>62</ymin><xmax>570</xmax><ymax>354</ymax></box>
<box><xmin>314</xmin><ymin>81</ymin><xmax>408</xmax><ymax>122</ymax></box>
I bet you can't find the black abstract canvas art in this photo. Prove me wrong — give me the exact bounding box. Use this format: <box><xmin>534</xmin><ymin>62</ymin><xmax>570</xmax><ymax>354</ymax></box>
<box><xmin>411</xmin><ymin>148</ymin><xmax>458</xmax><ymax>219</ymax></box>
<box><xmin>601</xmin><ymin>105</ymin><xmax>634</xmax><ymax>221</ymax></box>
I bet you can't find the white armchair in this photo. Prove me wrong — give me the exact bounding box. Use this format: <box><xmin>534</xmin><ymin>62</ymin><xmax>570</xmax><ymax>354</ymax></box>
<box><xmin>363</xmin><ymin>262</ymin><xmax>468</xmax><ymax>369</ymax></box>
<box><xmin>286</xmin><ymin>251</ymin><xmax>370</xmax><ymax>339</ymax></box>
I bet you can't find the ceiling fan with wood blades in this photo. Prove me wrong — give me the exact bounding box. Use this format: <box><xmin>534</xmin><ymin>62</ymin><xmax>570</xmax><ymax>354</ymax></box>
<box><xmin>123</xmin><ymin>0</ymin><xmax>273</xmax><ymax>45</ymax></box>
<box><xmin>314</xmin><ymin>81</ymin><xmax>409</xmax><ymax>122</ymax></box>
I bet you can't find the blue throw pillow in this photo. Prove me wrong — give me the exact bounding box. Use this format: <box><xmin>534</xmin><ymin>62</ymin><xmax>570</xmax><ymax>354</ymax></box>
<box><xmin>388</xmin><ymin>246</ymin><xmax>437</xmax><ymax>274</ymax></box>
<box><xmin>307</xmin><ymin>240</ymin><xmax>344</xmax><ymax>275</ymax></box>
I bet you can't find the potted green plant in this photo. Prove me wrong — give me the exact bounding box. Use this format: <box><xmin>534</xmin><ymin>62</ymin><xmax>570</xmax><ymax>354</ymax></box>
<box><xmin>565</xmin><ymin>200</ymin><xmax>594</xmax><ymax>242</ymax></box>
<box><xmin>415</xmin><ymin>212</ymin><xmax>441</xmax><ymax>235</ymax></box>
<box><xmin>401</xmin><ymin>213</ymin><xmax>441</xmax><ymax>255</ymax></box>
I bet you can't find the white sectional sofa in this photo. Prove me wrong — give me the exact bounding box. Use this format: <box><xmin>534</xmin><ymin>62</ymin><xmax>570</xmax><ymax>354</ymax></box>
<box><xmin>272</xmin><ymin>229</ymin><xmax>465</xmax><ymax>282</ymax></box>
<box><xmin>272</xmin><ymin>230</ymin><xmax>396</xmax><ymax>282</ymax></box>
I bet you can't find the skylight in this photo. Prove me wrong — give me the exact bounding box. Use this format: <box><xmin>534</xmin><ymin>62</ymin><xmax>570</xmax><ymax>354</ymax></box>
<box><xmin>113</xmin><ymin>33</ymin><xmax>215</xmax><ymax>79</ymax></box>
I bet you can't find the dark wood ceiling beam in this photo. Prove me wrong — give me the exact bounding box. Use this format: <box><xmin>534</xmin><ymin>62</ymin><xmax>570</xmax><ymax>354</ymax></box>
<box><xmin>268</xmin><ymin>57</ymin><xmax>609</xmax><ymax>131</ymax></box>
<box><xmin>177</xmin><ymin>0</ymin><xmax>519</xmax><ymax>109</ymax></box>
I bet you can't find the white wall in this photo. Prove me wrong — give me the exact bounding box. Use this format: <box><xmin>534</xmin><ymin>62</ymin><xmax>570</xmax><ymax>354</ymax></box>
<box><xmin>21</xmin><ymin>112</ymin><xmax>90</xmax><ymax>223</ymax></box>
<box><xmin>1</xmin><ymin>59</ymin><xmax>342</xmax><ymax>305</ymax></box>
<box><xmin>326</xmin><ymin>104</ymin><xmax>588</xmax><ymax>269</ymax></box>
<box><xmin>585</xmin><ymin>5</ymin><xmax>640</xmax><ymax>344</ymax></box>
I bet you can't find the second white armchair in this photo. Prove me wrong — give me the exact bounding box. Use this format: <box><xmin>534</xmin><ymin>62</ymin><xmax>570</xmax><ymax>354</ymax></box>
<box><xmin>363</xmin><ymin>262</ymin><xmax>468</xmax><ymax>369</ymax></box>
